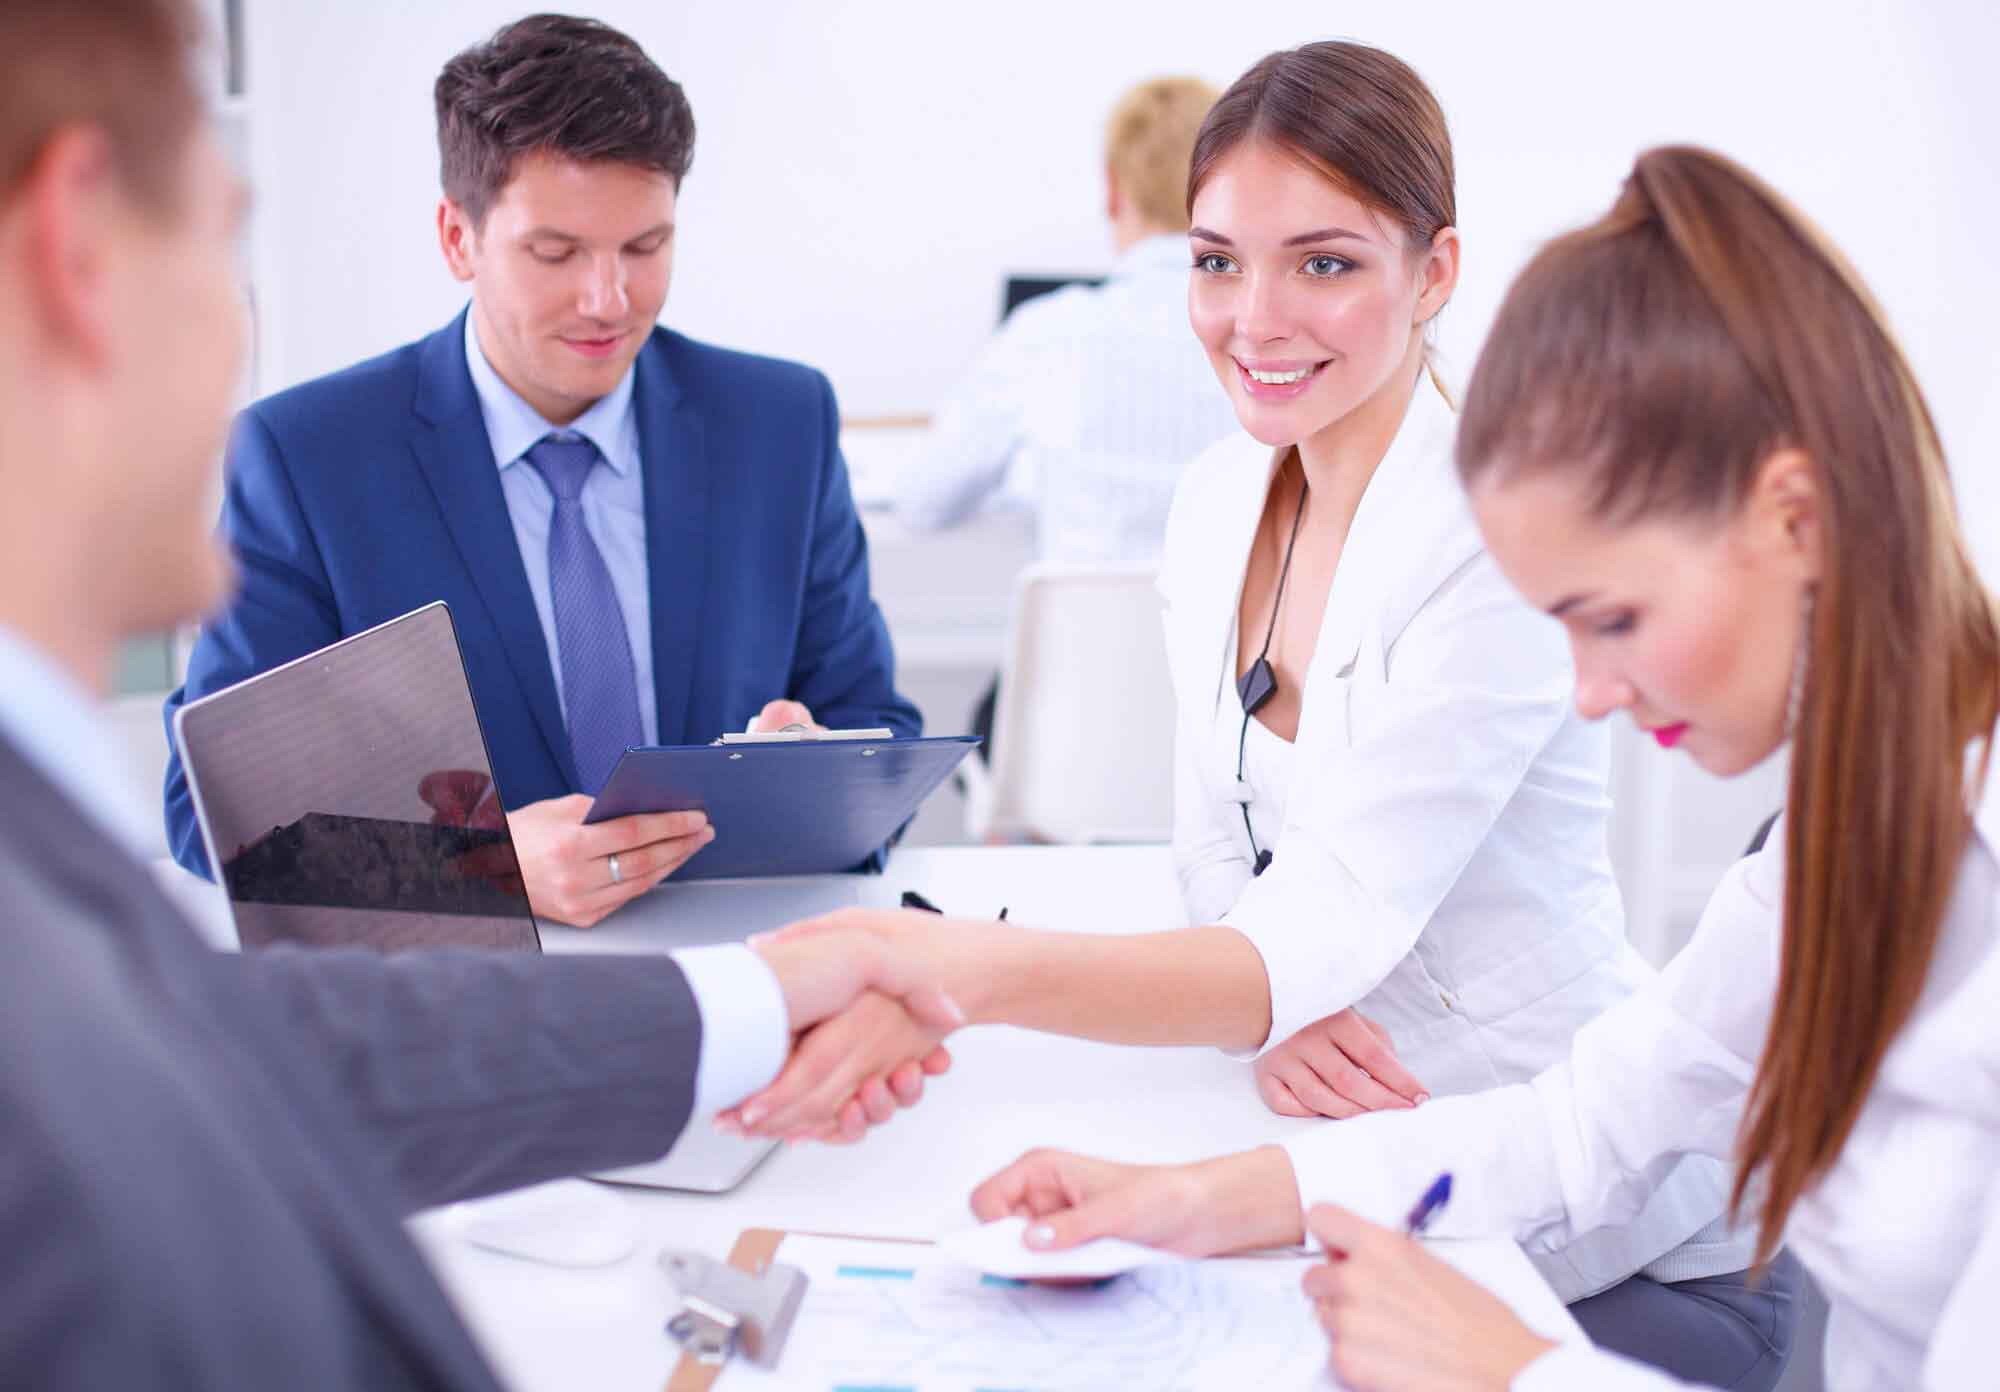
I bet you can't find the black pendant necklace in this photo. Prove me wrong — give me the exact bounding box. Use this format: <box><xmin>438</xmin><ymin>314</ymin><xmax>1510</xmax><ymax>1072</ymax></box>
<box><xmin>1235</xmin><ymin>461</ymin><xmax>1308</xmax><ymax>875</ymax></box>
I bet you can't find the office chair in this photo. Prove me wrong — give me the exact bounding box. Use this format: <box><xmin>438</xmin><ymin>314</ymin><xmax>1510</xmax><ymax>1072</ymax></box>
<box><xmin>961</xmin><ymin>565</ymin><xmax>1175</xmax><ymax>843</ymax></box>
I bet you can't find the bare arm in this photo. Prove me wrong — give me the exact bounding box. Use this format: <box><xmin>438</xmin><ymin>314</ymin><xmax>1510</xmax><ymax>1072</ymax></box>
<box><xmin>725</xmin><ymin>912</ymin><xmax>1273</xmax><ymax>1138</ymax></box>
<box><xmin>953</xmin><ymin>920</ymin><xmax>1274</xmax><ymax>1051</ymax></box>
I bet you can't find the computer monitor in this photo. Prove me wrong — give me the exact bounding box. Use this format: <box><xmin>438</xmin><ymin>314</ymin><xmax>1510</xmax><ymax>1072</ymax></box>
<box><xmin>1000</xmin><ymin>272</ymin><xmax>1105</xmax><ymax>321</ymax></box>
<box><xmin>173</xmin><ymin>603</ymin><xmax>539</xmax><ymax>952</ymax></box>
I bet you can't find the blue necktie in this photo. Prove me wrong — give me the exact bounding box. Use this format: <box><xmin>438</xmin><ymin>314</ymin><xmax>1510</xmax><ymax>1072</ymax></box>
<box><xmin>525</xmin><ymin>435</ymin><xmax>645</xmax><ymax>793</ymax></box>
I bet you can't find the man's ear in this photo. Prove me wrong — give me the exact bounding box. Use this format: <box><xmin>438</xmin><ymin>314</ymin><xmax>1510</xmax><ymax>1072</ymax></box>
<box><xmin>437</xmin><ymin>197</ymin><xmax>478</xmax><ymax>283</ymax></box>
<box><xmin>1104</xmin><ymin>166</ymin><xmax>1123</xmax><ymax>226</ymax></box>
<box><xmin>20</xmin><ymin>125</ymin><xmax>120</xmax><ymax>369</ymax></box>
<box><xmin>1746</xmin><ymin>446</ymin><xmax>1823</xmax><ymax>583</ymax></box>
<box><xmin>1415</xmin><ymin>225</ymin><xmax>1459</xmax><ymax>328</ymax></box>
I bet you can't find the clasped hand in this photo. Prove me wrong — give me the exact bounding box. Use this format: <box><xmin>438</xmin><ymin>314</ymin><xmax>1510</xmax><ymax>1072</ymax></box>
<box><xmin>723</xmin><ymin>907</ymin><xmax>992</xmax><ymax>1142</ymax></box>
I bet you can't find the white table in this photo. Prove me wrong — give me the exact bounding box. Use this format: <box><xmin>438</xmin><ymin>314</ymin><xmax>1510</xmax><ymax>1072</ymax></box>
<box><xmin>160</xmin><ymin>846</ymin><xmax>1580</xmax><ymax>1389</ymax></box>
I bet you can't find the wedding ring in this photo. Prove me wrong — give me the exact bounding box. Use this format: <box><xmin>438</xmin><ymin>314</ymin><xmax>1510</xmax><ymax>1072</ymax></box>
<box><xmin>608</xmin><ymin>852</ymin><xmax>624</xmax><ymax>886</ymax></box>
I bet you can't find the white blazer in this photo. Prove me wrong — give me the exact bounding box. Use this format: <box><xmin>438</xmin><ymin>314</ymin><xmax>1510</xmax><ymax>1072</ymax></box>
<box><xmin>1159</xmin><ymin>376</ymin><xmax>1754</xmax><ymax>1295</ymax></box>
<box><xmin>1284</xmin><ymin>755</ymin><xmax>2000</xmax><ymax>1389</ymax></box>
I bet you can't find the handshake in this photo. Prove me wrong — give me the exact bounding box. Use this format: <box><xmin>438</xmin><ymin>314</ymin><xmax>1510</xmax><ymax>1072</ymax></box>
<box><xmin>717</xmin><ymin>906</ymin><xmax>1012</xmax><ymax>1144</ymax></box>
<box><xmin>715</xmin><ymin>903</ymin><xmax>1429</xmax><ymax>1144</ymax></box>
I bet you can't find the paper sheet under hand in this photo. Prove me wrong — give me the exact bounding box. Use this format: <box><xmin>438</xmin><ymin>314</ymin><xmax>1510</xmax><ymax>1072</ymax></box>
<box><xmin>718</xmin><ymin>1234</ymin><xmax>1343</xmax><ymax>1391</ymax></box>
<box><xmin>934</xmin><ymin>1215</ymin><xmax>1184</xmax><ymax>1280</ymax></box>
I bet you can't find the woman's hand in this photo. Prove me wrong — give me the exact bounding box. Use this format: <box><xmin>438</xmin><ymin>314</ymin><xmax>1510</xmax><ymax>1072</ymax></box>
<box><xmin>1303</xmin><ymin>1204</ymin><xmax>1555</xmax><ymax>1391</ymax></box>
<box><xmin>752</xmin><ymin>907</ymin><xmax>1007</xmax><ymax>1007</ymax></box>
<box><xmin>969</xmin><ymin>1145</ymin><xmax>1305</xmax><ymax>1257</ymax></box>
<box><xmin>1255</xmin><ymin>1008</ymin><xmax>1428</xmax><ymax>1119</ymax></box>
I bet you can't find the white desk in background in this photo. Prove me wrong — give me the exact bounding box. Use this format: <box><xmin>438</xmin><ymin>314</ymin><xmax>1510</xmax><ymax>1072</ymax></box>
<box><xmin>155</xmin><ymin>846</ymin><xmax>1582</xmax><ymax>1391</ymax></box>
<box><xmin>843</xmin><ymin>420</ymin><xmax>1036</xmax><ymax>672</ymax></box>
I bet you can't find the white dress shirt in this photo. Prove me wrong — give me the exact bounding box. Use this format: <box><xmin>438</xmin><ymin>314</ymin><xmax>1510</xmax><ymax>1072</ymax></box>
<box><xmin>1161</xmin><ymin>376</ymin><xmax>1755</xmax><ymax>1298</ymax></box>
<box><xmin>463</xmin><ymin>311</ymin><xmax>659</xmax><ymax>745</ymax></box>
<box><xmin>1281</xmin><ymin>754</ymin><xmax>2000</xmax><ymax>1390</ymax></box>
<box><xmin>898</xmin><ymin>235</ymin><xmax>1240</xmax><ymax>566</ymax></box>
<box><xmin>0</xmin><ymin>625</ymin><xmax>784</xmax><ymax>1117</ymax></box>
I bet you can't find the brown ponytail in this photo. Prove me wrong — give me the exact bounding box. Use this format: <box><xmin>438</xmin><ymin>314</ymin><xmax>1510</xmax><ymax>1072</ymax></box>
<box><xmin>1456</xmin><ymin>145</ymin><xmax>2000</xmax><ymax>1262</ymax></box>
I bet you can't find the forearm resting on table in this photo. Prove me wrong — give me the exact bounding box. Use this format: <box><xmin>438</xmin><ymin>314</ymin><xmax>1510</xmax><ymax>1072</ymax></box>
<box><xmin>1201</xmin><ymin>1144</ymin><xmax>1309</xmax><ymax>1251</ymax></box>
<box><xmin>962</xmin><ymin>923</ymin><xmax>1273</xmax><ymax>1053</ymax></box>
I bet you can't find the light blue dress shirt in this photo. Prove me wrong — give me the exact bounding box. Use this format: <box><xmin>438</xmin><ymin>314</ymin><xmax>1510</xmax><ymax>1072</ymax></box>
<box><xmin>462</xmin><ymin>311</ymin><xmax>659</xmax><ymax>746</ymax></box>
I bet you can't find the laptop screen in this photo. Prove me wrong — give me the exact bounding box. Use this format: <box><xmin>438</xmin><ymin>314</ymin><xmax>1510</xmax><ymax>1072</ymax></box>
<box><xmin>174</xmin><ymin>603</ymin><xmax>539</xmax><ymax>952</ymax></box>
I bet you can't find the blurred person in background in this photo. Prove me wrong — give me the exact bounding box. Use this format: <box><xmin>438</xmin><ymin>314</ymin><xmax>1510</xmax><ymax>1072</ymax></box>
<box><xmin>899</xmin><ymin>75</ymin><xmax>1239</xmax><ymax>759</ymax></box>
<box><xmin>897</xmin><ymin>76</ymin><xmax>1238</xmax><ymax>565</ymax></box>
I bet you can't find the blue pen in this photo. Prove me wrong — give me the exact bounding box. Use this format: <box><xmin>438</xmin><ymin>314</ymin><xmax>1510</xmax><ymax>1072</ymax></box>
<box><xmin>1403</xmin><ymin>1172</ymin><xmax>1453</xmax><ymax>1237</ymax></box>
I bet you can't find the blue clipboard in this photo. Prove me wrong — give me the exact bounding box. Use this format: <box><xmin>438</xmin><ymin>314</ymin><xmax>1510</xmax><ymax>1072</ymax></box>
<box><xmin>583</xmin><ymin>735</ymin><xmax>981</xmax><ymax>880</ymax></box>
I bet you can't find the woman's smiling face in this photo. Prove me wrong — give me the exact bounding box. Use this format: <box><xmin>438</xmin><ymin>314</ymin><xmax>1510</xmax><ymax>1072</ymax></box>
<box><xmin>1187</xmin><ymin>140</ymin><xmax>1446</xmax><ymax>449</ymax></box>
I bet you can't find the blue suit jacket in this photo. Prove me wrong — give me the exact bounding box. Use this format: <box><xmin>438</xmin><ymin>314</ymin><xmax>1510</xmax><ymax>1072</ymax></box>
<box><xmin>165</xmin><ymin>313</ymin><xmax>920</xmax><ymax>875</ymax></box>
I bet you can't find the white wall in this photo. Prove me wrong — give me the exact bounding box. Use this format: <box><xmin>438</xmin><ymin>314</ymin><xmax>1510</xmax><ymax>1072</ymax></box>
<box><xmin>243</xmin><ymin>0</ymin><xmax>1998</xmax><ymax>565</ymax></box>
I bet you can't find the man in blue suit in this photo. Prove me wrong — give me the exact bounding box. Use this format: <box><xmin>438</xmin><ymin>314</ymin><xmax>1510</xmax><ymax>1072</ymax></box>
<box><xmin>165</xmin><ymin>14</ymin><xmax>920</xmax><ymax>926</ymax></box>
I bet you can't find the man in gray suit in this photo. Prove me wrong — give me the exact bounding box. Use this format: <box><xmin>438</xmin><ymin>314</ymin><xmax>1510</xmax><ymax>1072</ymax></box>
<box><xmin>0</xmin><ymin>2</ymin><xmax>957</xmax><ymax>1384</ymax></box>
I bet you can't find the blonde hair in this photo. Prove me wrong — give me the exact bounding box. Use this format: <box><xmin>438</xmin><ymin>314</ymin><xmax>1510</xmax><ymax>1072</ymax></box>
<box><xmin>1105</xmin><ymin>76</ymin><xmax>1218</xmax><ymax>232</ymax></box>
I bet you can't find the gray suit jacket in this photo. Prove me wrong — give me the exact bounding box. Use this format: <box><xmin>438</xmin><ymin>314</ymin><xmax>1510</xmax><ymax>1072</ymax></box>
<box><xmin>0</xmin><ymin>733</ymin><xmax>706</xmax><ymax>1387</ymax></box>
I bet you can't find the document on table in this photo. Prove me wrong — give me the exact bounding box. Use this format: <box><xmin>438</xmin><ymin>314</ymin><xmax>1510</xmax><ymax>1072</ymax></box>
<box><xmin>716</xmin><ymin>1232</ymin><xmax>1579</xmax><ymax>1391</ymax></box>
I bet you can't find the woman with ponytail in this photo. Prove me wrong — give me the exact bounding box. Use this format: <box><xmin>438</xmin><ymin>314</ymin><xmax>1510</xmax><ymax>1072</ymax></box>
<box><xmin>959</xmin><ymin>146</ymin><xmax>1999</xmax><ymax>1389</ymax></box>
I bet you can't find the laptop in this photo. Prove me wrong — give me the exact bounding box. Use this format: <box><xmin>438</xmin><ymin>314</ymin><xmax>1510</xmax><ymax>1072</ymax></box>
<box><xmin>173</xmin><ymin>602</ymin><xmax>778</xmax><ymax>1192</ymax></box>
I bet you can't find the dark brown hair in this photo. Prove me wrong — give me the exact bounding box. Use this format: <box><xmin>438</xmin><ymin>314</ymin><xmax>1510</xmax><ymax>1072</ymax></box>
<box><xmin>0</xmin><ymin>0</ymin><xmax>205</xmax><ymax>211</ymax></box>
<box><xmin>1186</xmin><ymin>41</ymin><xmax>1454</xmax><ymax>252</ymax></box>
<box><xmin>1457</xmin><ymin>145</ymin><xmax>2000</xmax><ymax>1262</ymax></box>
<box><xmin>435</xmin><ymin>13</ymin><xmax>695</xmax><ymax>228</ymax></box>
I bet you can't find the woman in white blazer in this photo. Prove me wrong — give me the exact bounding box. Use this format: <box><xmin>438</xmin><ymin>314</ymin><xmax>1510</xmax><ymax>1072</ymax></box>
<box><xmin>962</xmin><ymin>146</ymin><xmax>1999</xmax><ymax>1390</ymax></box>
<box><xmin>731</xmin><ymin>45</ymin><xmax>1788</xmax><ymax>1381</ymax></box>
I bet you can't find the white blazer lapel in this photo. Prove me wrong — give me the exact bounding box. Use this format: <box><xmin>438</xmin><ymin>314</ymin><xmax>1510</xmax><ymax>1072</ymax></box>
<box><xmin>1295</xmin><ymin>377</ymin><xmax>1466</xmax><ymax>746</ymax></box>
<box><xmin>1162</xmin><ymin>434</ymin><xmax>1284</xmax><ymax>715</ymax></box>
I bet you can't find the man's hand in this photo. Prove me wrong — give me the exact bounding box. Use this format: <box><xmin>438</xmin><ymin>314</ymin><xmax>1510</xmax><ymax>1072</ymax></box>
<box><xmin>748</xmin><ymin>699</ymin><xmax>821</xmax><ymax>733</ymax></box>
<box><xmin>503</xmin><ymin>795</ymin><xmax>713</xmax><ymax>928</ymax></box>
<box><xmin>968</xmin><ymin>1145</ymin><xmax>1305</xmax><ymax>1257</ymax></box>
<box><xmin>1303</xmin><ymin>1204</ymin><xmax>1555</xmax><ymax>1390</ymax></box>
<box><xmin>418</xmin><ymin>770</ymin><xmax>508</xmax><ymax>830</ymax></box>
<box><xmin>717</xmin><ymin>993</ymin><xmax>954</xmax><ymax>1143</ymax></box>
<box><xmin>1254</xmin><ymin>1009</ymin><xmax>1428</xmax><ymax>1119</ymax></box>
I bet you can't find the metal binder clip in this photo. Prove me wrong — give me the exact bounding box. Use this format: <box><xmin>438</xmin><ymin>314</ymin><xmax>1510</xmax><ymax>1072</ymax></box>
<box><xmin>660</xmin><ymin>1249</ymin><xmax>807</xmax><ymax>1370</ymax></box>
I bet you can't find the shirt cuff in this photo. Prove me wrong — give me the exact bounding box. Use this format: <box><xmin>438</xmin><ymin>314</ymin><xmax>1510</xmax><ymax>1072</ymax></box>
<box><xmin>1280</xmin><ymin>1083</ymin><xmax>1565</xmax><ymax>1242</ymax></box>
<box><xmin>1221</xmin><ymin>850</ymin><xmax>1410</xmax><ymax>1059</ymax></box>
<box><xmin>669</xmin><ymin>943</ymin><xmax>790</xmax><ymax>1116</ymax></box>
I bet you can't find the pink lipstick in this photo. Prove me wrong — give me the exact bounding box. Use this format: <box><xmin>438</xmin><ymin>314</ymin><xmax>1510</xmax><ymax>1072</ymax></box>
<box><xmin>1652</xmin><ymin>723</ymin><xmax>1689</xmax><ymax>750</ymax></box>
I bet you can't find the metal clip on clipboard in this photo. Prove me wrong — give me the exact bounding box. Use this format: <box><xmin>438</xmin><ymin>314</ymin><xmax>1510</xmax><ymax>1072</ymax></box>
<box><xmin>714</xmin><ymin>725</ymin><xmax>894</xmax><ymax>745</ymax></box>
<box><xmin>661</xmin><ymin>1249</ymin><xmax>807</xmax><ymax>1371</ymax></box>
